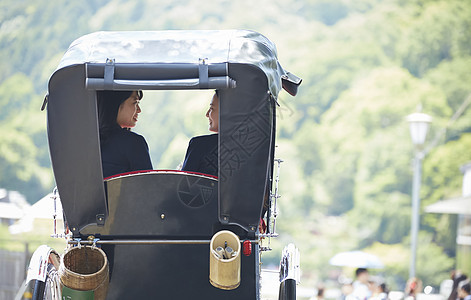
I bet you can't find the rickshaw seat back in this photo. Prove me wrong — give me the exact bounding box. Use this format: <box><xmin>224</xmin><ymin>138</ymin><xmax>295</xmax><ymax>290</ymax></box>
<box><xmin>81</xmin><ymin>171</ymin><xmax>221</xmax><ymax>238</ymax></box>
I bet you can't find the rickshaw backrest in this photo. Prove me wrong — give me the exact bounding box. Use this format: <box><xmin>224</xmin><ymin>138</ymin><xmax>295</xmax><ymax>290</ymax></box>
<box><xmin>81</xmin><ymin>171</ymin><xmax>220</xmax><ymax>238</ymax></box>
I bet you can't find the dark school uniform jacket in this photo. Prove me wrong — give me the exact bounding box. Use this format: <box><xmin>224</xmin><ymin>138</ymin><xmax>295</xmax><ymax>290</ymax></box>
<box><xmin>100</xmin><ymin>128</ymin><xmax>153</xmax><ymax>178</ymax></box>
<box><xmin>181</xmin><ymin>134</ymin><xmax>218</xmax><ymax>177</ymax></box>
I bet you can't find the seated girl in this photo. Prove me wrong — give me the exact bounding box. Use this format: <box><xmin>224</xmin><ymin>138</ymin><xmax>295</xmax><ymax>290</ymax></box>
<box><xmin>181</xmin><ymin>90</ymin><xmax>219</xmax><ymax>177</ymax></box>
<box><xmin>97</xmin><ymin>90</ymin><xmax>153</xmax><ymax>178</ymax></box>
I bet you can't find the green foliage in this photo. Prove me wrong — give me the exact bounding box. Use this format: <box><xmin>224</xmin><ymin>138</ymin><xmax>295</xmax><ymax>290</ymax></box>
<box><xmin>415</xmin><ymin>233</ymin><xmax>455</xmax><ymax>287</ymax></box>
<box><xmin>423</xmin><ymin>134</ymin><xmax>471</xmax><ymax>206</ymax></box>
<box><xmin>0</xmin><ymin>73</ymin><xmax>53</xmax><ymax>202</ymax></box>
<box><xmin>367</xmin><ymin>235</ymin><xmax>454</xmax><ymax>290</ymax></box>
<box><xmin>297</xmin><ymin>0</ymin><xmax>350</xmax><ymax>26</ymax></box>
<box><xmin>308</xmin><ymin>66</ymin><xmax>450</xmax><ymax>222</ymax></box>
<box><xmin>136</xmin><ymin>90</ymin><xmax>212</xmax><ymax>167</ymax></box>
<box><xmin>397</xmin><ymin>0</ymin><xmax>471</xmax><ymax>77</ymax></box>
<box><xmin>424</xmin><ymin>57</ymin><xmax>471</xmax><ymax>140</ymax></box>
<box><xmin>296</xmin><ymin>39</ymin><xmax>390</xmax><ymax>123</ymax></box>
<box><xmin>421</xmin><ymin>134</ymin><xmax>471</xmax><ymax>254</ymax></box>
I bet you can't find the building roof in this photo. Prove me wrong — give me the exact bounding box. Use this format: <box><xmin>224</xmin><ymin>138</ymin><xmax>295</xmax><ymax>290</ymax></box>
<box><xmin>425</xmin><ymin>195</ymin><xmax>471</xmax><ymax>215</ymax></box>
<box><xmin>9</xmin><ymin>193</ymin><xmax>63</xmax><ymax>234</ymax></box>
<box><xmin>0</xmin><ymin>202</ymin><xmax>24</xmax><ymax>219</ymax></box>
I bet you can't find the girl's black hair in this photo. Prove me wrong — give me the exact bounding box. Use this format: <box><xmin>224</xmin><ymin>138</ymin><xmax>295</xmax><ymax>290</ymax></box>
<box><xmin>462</xmin><ymin>282</ymin><xmax>471</xmax><ymax>294</ymax></box>
<box><xmin>96</xmin><ymin>90</ymin><xmax>143</xmax><ymax>142</ymax></box>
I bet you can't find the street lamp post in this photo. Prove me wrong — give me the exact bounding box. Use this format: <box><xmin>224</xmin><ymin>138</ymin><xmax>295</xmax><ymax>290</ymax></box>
<box><xmin>407</xmin><ymin>112</ymin><xmax>432</xmax><ymax>279</ymax></box>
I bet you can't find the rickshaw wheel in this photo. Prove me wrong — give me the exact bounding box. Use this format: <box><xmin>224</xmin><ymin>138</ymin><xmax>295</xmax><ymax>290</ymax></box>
<box><xmin>32</xmin><ymin>263</ymin><xmax>61</xmax><ymax>300</ymax></box>
<box><xmin>278</xmin><ymin>278</ymin><xmax>296</xmax><ymax>300</ymax></box>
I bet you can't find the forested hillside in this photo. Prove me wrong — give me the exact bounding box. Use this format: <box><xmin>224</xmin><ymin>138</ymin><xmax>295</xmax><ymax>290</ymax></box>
<box><xmin>1</xmin><ymin>0</ymin><xmax>470</xmax><ymax>289</ymax></box>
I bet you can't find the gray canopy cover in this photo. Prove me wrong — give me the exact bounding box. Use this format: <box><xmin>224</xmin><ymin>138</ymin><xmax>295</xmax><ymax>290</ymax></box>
<box><xmin>47</xmin><ymin>30</ymin><xmax>300</xmax><ymax>235</ymax></box>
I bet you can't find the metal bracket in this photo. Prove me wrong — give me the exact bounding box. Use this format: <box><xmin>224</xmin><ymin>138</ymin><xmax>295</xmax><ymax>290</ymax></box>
<box><xmin>96</xmin><ymin>214</ymin><xmax>105</xmax><ymax>226</ymax></box>
<box><xmin>279</xmin><ymin>244</ymin><xmax>300</xmax><ymax>283</ymax></box>
<box><xmin>41</xmin><ymin>94</ymin><xmax>48</xmax><ymax>111</ymax></box>
<box><xmin>221</xmin><ymin>215</ymin><xmax>229</xmax><ymax>224</ymax></box>
<box><xmin>199</xmin><ymin>58</ymin><xmax>209</xmax><ymax>89</ymax></box>
<box><xmin>104</xmin><ymin>58</ymin><xmax>115</xmax><ymax>90</ymax></box>
<box><xmin>88</xmin><ymin>236</ymin><xmax>100</xmax><ymax>248</ymax></box>
<box><xmin>269</xmin><ymin>91</ymin><xmax>280</xmax><ymax>107</ymax></box>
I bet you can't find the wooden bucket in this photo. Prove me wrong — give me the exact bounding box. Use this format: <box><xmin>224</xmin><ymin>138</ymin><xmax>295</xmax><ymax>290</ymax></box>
<box><xmin>209</xmin><ymin>230</ymin><xmax>241</xmax><ymax>290</ymax></box>
<box><xmin>59</xmin><ymin>246</ymin><xmax>109</xmax><ymax>300</ymax></box>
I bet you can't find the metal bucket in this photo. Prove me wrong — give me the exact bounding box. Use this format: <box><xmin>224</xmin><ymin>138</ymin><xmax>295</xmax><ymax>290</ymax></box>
<box><xmin>209</xmin><ymin>230</ymin><xmax>241</xmax><ymax>290</ymax></box>
<box><xmin>59</xmin><ymin>246</ymin><xmax>109</xmax><ymax>300</ymax></box>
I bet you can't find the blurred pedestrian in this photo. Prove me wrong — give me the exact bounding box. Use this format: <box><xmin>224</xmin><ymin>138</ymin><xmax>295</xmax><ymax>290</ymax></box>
<box><xmin>352</xmin><ymin>268</ymin><xmax>372</xmax><ymax>300</ymax></box>
<box><xmin>458</xmin><ymin>281</ymin><xmax>470</xmax><ymax>300</ymax></box>
<box><xmin>405</xmin><ymin>277</ymin><xmax>422</xmax><ymax>300</ymax></box>
<box><xmin>449</xmin><ymin>271</ymin><xmax>468</xmax><ymax>300</ymax></box>
<box><xmin>340</xmin><ymin>283</ymin><xmax>354</xmax><ymax>300</ymax></box>
<box><xmin>370</xmin><ymin>282</ymin><xmax>389</xmax><ymax>300</ymax></box>
<box><xmin>311</xmin><ymin>285</ymin><xmax>325</xmax><ymax>300</ymax></box>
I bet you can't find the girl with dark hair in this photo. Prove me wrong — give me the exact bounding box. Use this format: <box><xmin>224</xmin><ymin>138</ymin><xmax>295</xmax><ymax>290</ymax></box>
<box><xmin>181</xmin><ymin>90</ymin><xmax>219</xmax><ymax>177</ymax></box>
<box><xmin>458</xmin><ymin>281</ymin><xmax>471</xmax><ymax>300</ymax></box>
<box><xmin>450</xmin><ymin>271</ymin><xmax>468</xmax><ymax>300</ymax></box>
<box><xmin>97</xmin><ymin>90</ymin><xmax>152</xmax><ymax>178</ymax></box>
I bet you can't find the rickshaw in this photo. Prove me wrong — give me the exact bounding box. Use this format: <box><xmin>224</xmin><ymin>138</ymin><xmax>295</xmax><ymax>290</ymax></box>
<box><xmin>25</xmin><ymin>30</ymin><xmax>302</xmax><ymax>300</ymax></box>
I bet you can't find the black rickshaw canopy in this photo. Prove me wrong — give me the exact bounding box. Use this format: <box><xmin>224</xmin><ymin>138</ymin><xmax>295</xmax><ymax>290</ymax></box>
<box><xmin>46</xmin><ymin>30</ymin><xmax>301</xmax><ymax>236</ymax></box>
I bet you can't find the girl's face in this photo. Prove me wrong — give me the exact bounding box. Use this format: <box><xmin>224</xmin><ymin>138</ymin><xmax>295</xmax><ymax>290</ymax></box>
<box><xmin>116</xmin><ymin>91</ymin><xmax>141</xmax><ymax>128</ymax></box>
<box><xmin>205</xmin><ymin>92</ymin><xmax>219</xmax><ymax>132</ymax></box>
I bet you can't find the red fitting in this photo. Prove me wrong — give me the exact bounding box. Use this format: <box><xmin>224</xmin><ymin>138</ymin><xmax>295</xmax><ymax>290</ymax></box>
<box><xmin>243</xmin><ymin>240</ymin><xmax>252</xmax><ymax>256</ymax></box>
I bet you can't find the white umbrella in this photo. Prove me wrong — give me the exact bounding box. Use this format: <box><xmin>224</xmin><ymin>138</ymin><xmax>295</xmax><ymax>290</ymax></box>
<box><xmin>329</xmin><ymin>251</ymin><xmax>384</xmax><ymax>269</ymax></box>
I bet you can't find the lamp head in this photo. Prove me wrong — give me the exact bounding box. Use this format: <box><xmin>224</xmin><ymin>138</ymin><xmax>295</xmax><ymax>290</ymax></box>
<box><xmin>407</xmin><ymin>112</ymin><xmax>432</xmax><ymax>146</ymax></box>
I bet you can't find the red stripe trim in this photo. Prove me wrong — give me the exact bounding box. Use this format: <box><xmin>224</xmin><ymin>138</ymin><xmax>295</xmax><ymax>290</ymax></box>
<box><xmin>104</xmin><ymin>169</ymin><xmax>218</xmax><ymax>181</ymax></box>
